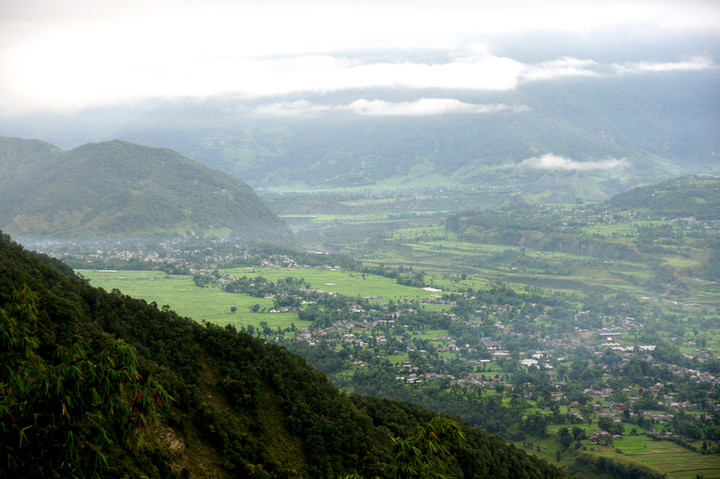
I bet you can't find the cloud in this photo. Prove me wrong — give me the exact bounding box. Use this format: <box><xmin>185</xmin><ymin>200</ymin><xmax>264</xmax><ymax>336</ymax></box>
<box><xmin>1</xmin><ymin>45</ymin><xmax>716</xmax><ymax>115</ymax></box>
<box><xmin>0</xmin><ymin>0</ymin><xmax>718</xmax><ymax>114</ymax></box>
<box><xmin>521</xmin><ymin>57</ymin><xmax>602</xmax><ymax>81</ymax></box>
<box><xmin>346</xmin><ymin>98</ymin><xmax>517</xmax><ymax>116</ymax></box>
<box><xmin>255</xmin><ymin>98</ymin><xmax>528</xmax><ymax>116</ymax></box>
<box><xmin>517</xmin><ymin>154</ymin><xmax>627</xmax><ymax>171</ymax></box>
<box><xmin>612</xmin><ymin>55</ymin><xmax>716</xmax><ymax>74</ymax></box>
<box><xmin>519</xmin><ymin>55</ymin><xmax>716</xmax><ymax>83</ymax></box>
<box><xmin>255</xmin><ymin>100</ymin><xmax>333</xmax><ymax>116</ymax></box>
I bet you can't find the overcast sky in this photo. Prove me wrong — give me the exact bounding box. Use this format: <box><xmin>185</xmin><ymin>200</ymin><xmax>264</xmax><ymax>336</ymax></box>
<box><xmin>1</xmin><ymin>0</ymin><xmax>718</xmax><ymax>115</ymax></box>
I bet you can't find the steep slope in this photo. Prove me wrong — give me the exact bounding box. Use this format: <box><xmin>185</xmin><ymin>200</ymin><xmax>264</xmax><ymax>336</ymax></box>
<box><xmin>0</xmin><ymin>232</ymin><xmax>569</xmax><ymax>478</ymax></box>
<box><xmin>0</xmin><ymin>137</ymin><xmax>291</xmax><ymax>240</ymax></box>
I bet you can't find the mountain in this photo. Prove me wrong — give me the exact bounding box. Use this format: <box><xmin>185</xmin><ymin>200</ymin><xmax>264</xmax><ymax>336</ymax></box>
<box><xmin>102</xmin><ymin>71</ymin><xmax>720</xmax><ymax>198</ymax></box>
<box><xmin>0</xmin><ymin>137</ymin><xmax>291</xmax><ymax>240</ymax></box>
<box><xmin>0</xmin><ymin>231</ymin><xmax>569</xmax><ymax>478</ymax></box>
<box><xmin>3</xmin><ymin>69</ymin><xmax>715</xmax><ymax>202</ymax></box>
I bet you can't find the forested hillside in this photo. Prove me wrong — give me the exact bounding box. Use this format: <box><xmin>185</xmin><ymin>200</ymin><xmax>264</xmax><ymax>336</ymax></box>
<box><xmin>0</xmin><ymin>231</ymin><xmax>568</xmax><ymax>478</ymax></box>
<box><xmin>0</xmin><ymin>137</ymin><xmax>290</xmax><ymax>240</ymax></box>
<box><xmin>607</xmin><ymin>175</ymin><xmax>720</xmax><ymax>220</ymax></box>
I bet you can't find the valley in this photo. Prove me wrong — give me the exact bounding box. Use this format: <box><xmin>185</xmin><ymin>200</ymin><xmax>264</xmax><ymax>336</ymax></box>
<box><xmin>2</xmin><ymin>3</ymin><xmax>719</xmax><ymax>477</ymax></box>
<box><xmin>51</xmin><ymin>176</ymin><xmax>720</xmax><ymax>479</ymax></box>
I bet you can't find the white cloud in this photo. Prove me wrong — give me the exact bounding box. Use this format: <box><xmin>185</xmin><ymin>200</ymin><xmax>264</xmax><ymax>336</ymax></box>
<box><xmin>1</xmin><ymin>45</ymin><xmax>716</xmax><ymax>115</ymax></box>
<box><xmin>517</xmin><ymin>154</ymin><xmax>627</xmax><ymax>171</ymax></box>
<box><xmin>255</xmin><ymin>100</ymin><xmax>333</xmax><ymax>116</ymax></box>
<box><xmin>612</xmin><ymin>55</ymin><xmax>716</xmax><ymax>75</ymax></box>
<box><xmin>256</xmin><ymin>98</ymin><xmax>528</xmax><ymax>116</ymax></box>
<box><xmin>521</xmin><ymin>57</ymin><xmax>602</xmax><ymax>82</ymax></box>
<box><xmin>345</xmin><ymin>99</ymin><xmax>525</xmax><ymax>116</ymax></box>
<box><xmin>0</xmin><ymin>1</ymin><xmax>718</xmax><ymax>114</ymax></box>
<box><xmin>519</xmin><ymin>55</ymin><xmax>717</xmax><ymax>83</ymax></box>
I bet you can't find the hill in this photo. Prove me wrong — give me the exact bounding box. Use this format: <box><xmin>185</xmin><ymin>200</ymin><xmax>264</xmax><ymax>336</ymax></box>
<box><xmin>0</xmin><ymin>137</ymin><xmax>291</xmax><ymax>240</ymax></box>
<box><xmin>606</xmin><ymin>175</ymin><xmax>720</xmax><ymax>220</ymax></box>
<box><xmin>442</xmin><ymin>175</ymin><xmax>720</xmax><ymax>295</ymax></box>
<box><xmin>0</xmin><ymin>232</ymin><xmax>570</xmax><ymax>478</ymax></box>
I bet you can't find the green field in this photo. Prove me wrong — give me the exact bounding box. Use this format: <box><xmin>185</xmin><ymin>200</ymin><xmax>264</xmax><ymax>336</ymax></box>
<box><xmin>79</xmin><ymin>269</ymin><xmax>309</xmax><ymax>330</ymax></box>
<box><xmin>521</xmin><ymin>430</ymin><xmax>720</xmax><ymax>479</ymax></box>
<box><xmin>603</xmin><ymin>438</ymin><xmax>719</xmax><ymax>479</ymax></box>
<box><xmin>220</xmin><ymin>266</ymin><xmax>445</xmax><ymax>302</ymax></box>
<box><xmin>79</xmin><ymin>267</ymin><xmax>449</xmax><ymax>330</ymax></box>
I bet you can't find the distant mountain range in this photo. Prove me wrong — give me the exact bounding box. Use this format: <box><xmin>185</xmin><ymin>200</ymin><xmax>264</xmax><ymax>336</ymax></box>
<box><xmin>0</xmin><ymin>137</ymin><xmax>291</xmax><ymax>239</ymax></box>
<box><xmin>2</xmin><ymin>70</ymin><xmax>717</xmax><ymax>201</ymax></box>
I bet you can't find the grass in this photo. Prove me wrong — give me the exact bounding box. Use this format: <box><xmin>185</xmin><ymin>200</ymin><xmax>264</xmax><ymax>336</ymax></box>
<box><xmin>78</xmin><ymin>266</ymin><xmax>450</xmax><ymax>331</ymax></box>
<box><xmin>220</xmin><ymin>266</ymin><xmax>444</xmax><ymax>301</ymax></box>
<box><xmin>78</xmin><ymin>269</ymin><xmax>312</xmax><ymax>331</ymax></box>
<box><xmin>602</xmin><ymin>438</ymin><xmax>719</xmax><ymax>479</ymax></box>
<box><xmin>518</xmin><ymin>430</ymin><xmax>719</xmax><ymax>479</ymax></box>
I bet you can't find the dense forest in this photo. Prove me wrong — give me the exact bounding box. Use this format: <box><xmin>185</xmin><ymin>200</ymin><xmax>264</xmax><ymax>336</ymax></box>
<box><xmin>0</xmin><ymin>231</ymin><xmax>568</xmax><ymax>478</ymax></box>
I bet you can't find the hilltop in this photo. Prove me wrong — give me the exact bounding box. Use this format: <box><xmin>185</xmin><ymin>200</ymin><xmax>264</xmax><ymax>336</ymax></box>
<box><xmin>0</xmin><ymin>137</ymin><xmax>291</xmax><ymax>240</ymax></box>
<box><xmin>0</xmin><ymin>231</ymin><xmax>569</xmax><ymax>478</ymax></box>
<box><xmin>606</xmin><ymin>175</ymin><xmax>720</xmax><ymax>220</ymax></box>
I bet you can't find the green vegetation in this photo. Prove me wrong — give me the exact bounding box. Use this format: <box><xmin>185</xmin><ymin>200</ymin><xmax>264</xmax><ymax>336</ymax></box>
<box><xmin>0</xmin><ymin>137</ymin><xmax>290</xmax><ymax>240</ymax></box>
<box><xmin>0</xmin><ymin>231</ymin><xmax>568</xmax><ymax>478</ymax></box>
<box><xmin>1</xmin><ymin>286</ymin><xmax>169</xmax><ymax>478</ymax></box>
<box><xmin>607</xmin><ymin>175</ymin><xmax>720</xmax><ymax>221</ymax></box>
<box><xmin>15</xmin><ymin>173</ymin><xmax>720</xmax><ymax>478</ymax></box>
<box><xmin>78</xmin><ymin>269</ymin><xmax>287</xmax><ymax>327</ymax></box>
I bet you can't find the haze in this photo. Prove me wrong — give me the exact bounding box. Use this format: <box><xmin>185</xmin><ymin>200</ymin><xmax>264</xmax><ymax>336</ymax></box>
<box><xmin>1</xmin><ymin>0</ymin><xmax>718</xmax><ymax>115</ymax></box>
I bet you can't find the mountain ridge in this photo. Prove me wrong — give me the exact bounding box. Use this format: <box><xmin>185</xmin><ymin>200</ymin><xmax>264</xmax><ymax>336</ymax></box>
<box><xmin>106</xmin><ymin>71</ymin><xmax>720</xmax><ymax>196</ymax></box>
<box><xmin>0</xmin><ymin>137</ymin><xmax>291</xmax><ymax>240</ymax></box>
<box><xmin>2</xmin><ymin>71</ymin><xmax>717</xmax><ymax>202</ymax></box>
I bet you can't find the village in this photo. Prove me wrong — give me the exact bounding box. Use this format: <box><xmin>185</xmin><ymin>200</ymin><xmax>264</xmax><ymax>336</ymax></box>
<box><xmin>195</xmin><ymin>261</ymin><xmax>720</xmax><ymax>451</ymax></box>
<box><xmin>57</xmin><ymin>236</ymin><xmax>720</xmax><ymax>452</ymax></box>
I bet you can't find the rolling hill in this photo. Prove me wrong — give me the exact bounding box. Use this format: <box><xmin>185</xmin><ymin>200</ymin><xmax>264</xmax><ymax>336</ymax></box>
<box><xmin>0</xmin><ymin>137</ymin><xmax>291</xmax><ymax>240</ymax></box>
<box><xmin>606</xmin><ymin>175</ymin><xmax>720</xmax><ymax>220</ymax></box>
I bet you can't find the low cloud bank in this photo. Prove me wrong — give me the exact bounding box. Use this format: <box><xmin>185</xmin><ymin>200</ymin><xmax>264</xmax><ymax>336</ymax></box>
<box><xmin>1</xmin><ymin>29</ymin><xmax>715</xmax><ymax>115</ymax></box>
<box><xmin>256</xmin><ymin>98</ymin><xmax>528</xmax><ymax>117</ymax></box>
<box><xmin>612</xmin><ymin>55</ymin><xmax>715</xmax><ymax>75</ymax></box>
<box><xmin>518</xmin><ymin>154</ymin><xmax>627</xmax><ymax>171</ymax></box>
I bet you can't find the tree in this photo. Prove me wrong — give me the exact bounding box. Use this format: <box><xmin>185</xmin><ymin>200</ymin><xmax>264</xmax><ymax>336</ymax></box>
<box><xmin>387</xmin><ymin>417</ymin><xmax>466</xmax><ymax>479</ymax></box>
<box><xmin>558</xmin><ymin>427</ymin><xmax>573</xmax><ymax>448</ymax></box>
<box><xmin>598</xmin><ymin>417</ymin><xmax>624</xmax><ymax>436</ymax></box>
<box><xmin>0</xmin><ymin>286</ymin><xmax>170</xmax><ymax>478</ymax></box>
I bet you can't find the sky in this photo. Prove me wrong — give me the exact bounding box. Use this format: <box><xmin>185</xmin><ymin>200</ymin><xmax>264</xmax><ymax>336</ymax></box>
<box><xmin>1</xmin><ymin>0</ymin><xmax>718</xmax><ymax>116</ymax></box>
